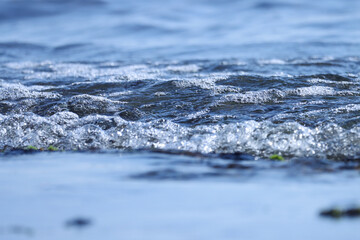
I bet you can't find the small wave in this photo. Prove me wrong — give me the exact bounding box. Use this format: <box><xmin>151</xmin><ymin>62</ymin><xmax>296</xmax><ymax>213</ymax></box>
<box><xmin>288</xmin><ymin>86</ymin><xmax>336</xmax><ymax>96</ymax></box>
<box><xmin>0</xmin><ymin>83</ymin><xmax>60</xmax><ymax>101</ymax></box>
<box><xmin>53</xmin><ymin>43</ymin><xmax>91</xmax><ymax>52</ymax></box>
<box><xmin>307</xmin><ymin>78</ymin><xmax>360</xmax><ymax>86</ymax></box>
<box><xmin>218</xmin><ymin>89</ymin><xmax>286</xmax><ymax>104</ymax></box>
<box><xmin>166</xmin><ymin>64</ymin><xmax>200</xmax><ymax>73</ymax></box>
<box><xmin>67</xmin><ymin>94</ymin><xmax>126</xmax><ymax>116</ymax></box>
<box><xmin>5</xmin><ymin>62</ymin><xmax>156</xmax><ymax>81</ymax></box>
<box><xmin>1</xmin><ymin>113</ymin><xmax>359</xmax><ymax>160</ymax></box>
<box><xmin>0</xmin><ymin>42</ymin><xmax>47</xmax><ymax>50</ymax></box>
<box><xmin>333</xmin><ymin>104</ymin><xmax>360</xmax><ymax>114</ymax></box>
<box><xmin>253</xmin><ymin>2</ymin><xmax>300</xmax><ymax>10</ymax></box>
<box><xmin>257</xmin><ymin>59</ymin><xmax>286</xmax><ymax>65</ymax></box>
<box><xmin>173</xmin><ymin>79</ymin><xmax>216</xmax><ymax>90</ymax></box>
<box><xmin>288</xmin><ymin>86</ymin><xmax>359</xmax><ymax>97</ymax></box>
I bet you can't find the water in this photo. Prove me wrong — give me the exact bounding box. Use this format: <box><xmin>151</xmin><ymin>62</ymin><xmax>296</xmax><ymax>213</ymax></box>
<box><xmin>1</xmin><ymin>0</ymin><xmax>360</xmax><ymax>160</ymax></box>
<box><xmin>1</xmin><ymin>152</ymin><xmax>360</xmax><ymax>240</ymax></box>
<box><xmin>1</xmin><ymin>0</ymin><xmax>360</xmax><ymax>239</ymax></box>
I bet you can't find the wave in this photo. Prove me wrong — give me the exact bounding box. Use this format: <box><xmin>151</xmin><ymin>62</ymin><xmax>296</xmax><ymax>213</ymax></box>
<box><xmin>1</xmin><ymin>112</ymin><xmax>360</xmax><ymax>160</ymax></box>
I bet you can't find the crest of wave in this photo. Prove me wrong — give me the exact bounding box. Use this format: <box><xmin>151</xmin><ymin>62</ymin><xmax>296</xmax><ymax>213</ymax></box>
<box><xmin>0</xmin><ymin>112</ymin><xmax>359</xmax><ymax>159</ymax></box>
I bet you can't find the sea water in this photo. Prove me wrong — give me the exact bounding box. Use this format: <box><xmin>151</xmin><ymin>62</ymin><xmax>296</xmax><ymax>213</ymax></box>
<box><xmin>0</xmin><ymin>0</ymin><xmax>360</xmax><ymax>239</ymax></box>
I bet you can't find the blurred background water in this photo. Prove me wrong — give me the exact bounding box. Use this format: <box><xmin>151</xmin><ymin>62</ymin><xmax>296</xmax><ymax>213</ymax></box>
<box><xmin>0</xmin><ymin>0</ymin><xmax>360</xmax><ymax>57</ymax></box>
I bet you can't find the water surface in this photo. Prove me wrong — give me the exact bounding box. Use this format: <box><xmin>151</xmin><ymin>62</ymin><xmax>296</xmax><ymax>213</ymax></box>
<box><xmin>0</xmin><ymin>0</ymin><xmax>360</xmax><ymax>239</ymax></box>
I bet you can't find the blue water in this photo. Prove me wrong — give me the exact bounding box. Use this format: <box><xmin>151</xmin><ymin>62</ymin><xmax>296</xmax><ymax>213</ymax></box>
<box><xmin>1</xmin><ymin>1</ymin><xmax>360</xmax><ymax>239</ymax></box>
<box><xmin>1</xmin><ymin>0</ymin><xmax>360</xmax><ymax>160</ymax></box>
<box><xmin>1</xmin><ymin>0</ymin><xmax>360</xmax><ymax>158</ymax></box>
<box><xmin>0</xmin><ymin>152</ymin><xmax>360</xmax><ymax>240</ymax></box>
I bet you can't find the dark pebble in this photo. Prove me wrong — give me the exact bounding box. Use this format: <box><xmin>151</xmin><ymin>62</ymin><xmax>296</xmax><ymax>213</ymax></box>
<box><xmin>320</xmin><ymin>207</ymin><xmax>360</xmax><ymax>219</ymax></box>
<box><xmin>218</xmin><ymin>152</ymin><xmax>254</xmax><ymax>161</ymax></box>
<box><xmin>211</xmin><ymin>163</ymin><xmax>252</xmax><ymax>169</ymax></box>
<box><xmin>65</xmin><ymin>218</ymin><xmax>92</xmax><ymax>228</ymax></box>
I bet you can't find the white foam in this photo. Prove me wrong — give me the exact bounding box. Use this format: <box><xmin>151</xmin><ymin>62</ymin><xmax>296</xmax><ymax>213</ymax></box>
<box><xmin>0</xmin><ymin>83</ymin><xmax>61</xmax><ymax>100</ymax></box>
<box><xmin>154</xmin><ymin>92</ymin><xmax>167</xmax><ymax>97</ymax></box>
<box><xmin>173</xmin><ymin>78</ymin><xmax>216</xmax><ymax>90</ymax></box>
<box><xmin>185</xmin><ymin>108</ymin><xmax>210</xmax><ymax>120</ymax></box>
<box><xmin>9</xmin><ymin>62</ymin><xmax>158</xmax><ymax>82</ymax></box>
<box><xmin>67</xmin><ymin>94</ymin><xmax>126</xmax><ymax>114</ymax></box>
<box><xmin>307</xmin><ymin>78</ymin><xmax>359</xmax><ymax>86</ymax></box>
<box><xmin>258</xmin><ymin>59</ymin><xmax>286</xmax><ymax>65</ymax></box>
<box><xmin>219</xmin><ymin>89</ymin><xmax>286</xmax><ymax>104</ymax></box>
<box><xmin>288</xmin><ymin>86</ymin><xmax>336</xmax><ymax>96</ymax></box>
<box><xmin>166</xmin><ymin>64</ymin><xmax>200</xmax><ymax>73</ymax></box>
<box><xmin>0</xmin><ymin>112</ymin><xmax>359</xmax><ymax>159</ymax></box>
<box><xmin>333</xmin><ymin>104</ymin><xmax>360</xmax><ymax>114</ymax></box>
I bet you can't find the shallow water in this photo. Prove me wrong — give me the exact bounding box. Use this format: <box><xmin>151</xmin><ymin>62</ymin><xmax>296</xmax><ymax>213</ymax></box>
<box><xmin>0</xmin><ymin>0</ymin><xmax>360</xmax><ymax>239</ymax></box>
<box><xmin>0</xmin><ymin>152</ymin><xmax>360</xmax><ymax>240</ymax></box>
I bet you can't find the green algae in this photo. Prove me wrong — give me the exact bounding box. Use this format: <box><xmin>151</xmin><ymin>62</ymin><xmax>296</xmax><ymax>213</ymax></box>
<box><xmin>269</xmin><ymin>154</ymin><xmax>285</xmax><ymax>161</ymax></box>
<box><xmin>47</xmin><ymin>146</ymin><xmax>59</xmax><ymax>151</ymax></box>
<box><xmin>25</xmin><ymin>145</ymin><xmax>38</xmax><ymax>151</ymax></box>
